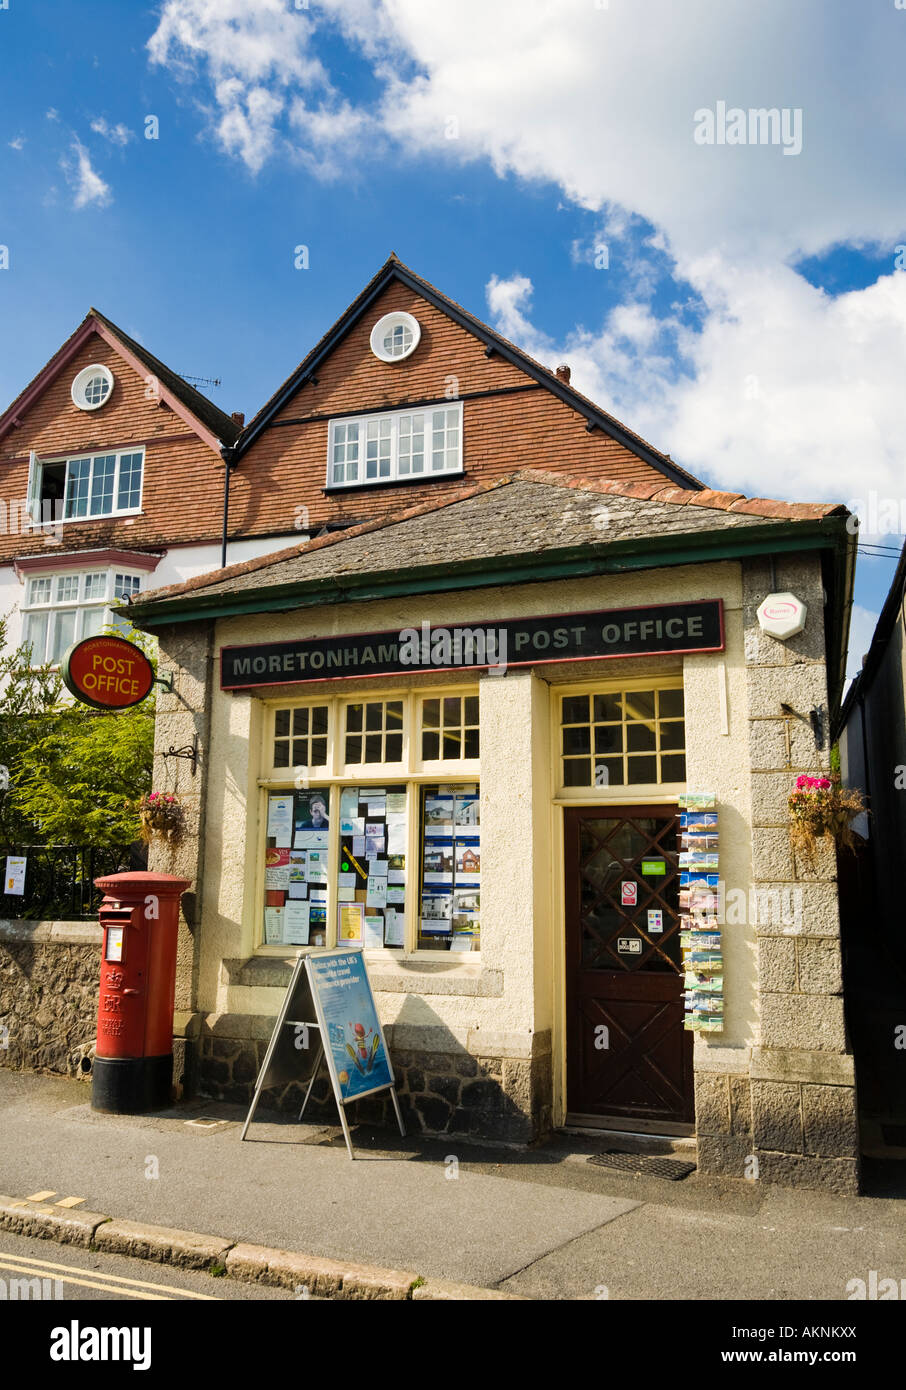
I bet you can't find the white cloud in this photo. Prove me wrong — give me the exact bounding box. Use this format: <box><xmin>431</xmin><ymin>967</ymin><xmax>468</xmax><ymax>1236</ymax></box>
<box><xmin>45</xmin><ymin>108</ymin><xmax>59</xmax><ymax>122</ymax></box>
<box><xmin>147</xmin><ymin>0</ymin><xmax>355</xmax><ymax>174</ymax></box>
<box><xmin>142</xmin><ymin>0</ymin><xmax>906</xmax><ymax>507</ymax></box>
<box><xmin>61</xmin><ymin>140</ymin><xmax>112</xmax><ymax>210</ymax></box>
<box><xmin>90</xmin><ymin>118</ymin><xmax>134</xmax><ymax>147</ymax></box>
<box><xmin>8</xmin><ymin>137</ymin><xmax>25</xmax><ymax>152</ymax></box>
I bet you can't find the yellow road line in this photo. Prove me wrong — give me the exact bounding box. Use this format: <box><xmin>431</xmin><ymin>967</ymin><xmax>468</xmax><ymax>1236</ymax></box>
<box><xmin>55</xmin><ymin>1196</ymin><xmax>86</xmax><ymax>1209</ymax></box>
<box><xmin>0</xmin><ymin>1257</ymin><xmax>173</xmax><ymax>1300</ymax></box>
<box><xmin>26</xmin><ymin>1190</ymin><xmax>56</xmax><ymax>1202</ymax></box>
<box><xmin>0</xmin><ymin>1250</ymin><xmax>218</xmax><ymax>1300</ymax></box>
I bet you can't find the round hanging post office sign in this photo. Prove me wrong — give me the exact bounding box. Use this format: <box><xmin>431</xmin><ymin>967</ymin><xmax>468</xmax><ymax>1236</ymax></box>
<box><xmin>62</xmin><ymin>635</ymin><xmax>155</xmax><ymax>710</ymax></box>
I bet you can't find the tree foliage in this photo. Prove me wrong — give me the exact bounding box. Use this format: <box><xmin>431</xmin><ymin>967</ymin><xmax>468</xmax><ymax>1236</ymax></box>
<box><xmin>0</xmin><ymin>613</ymin><xmax>155</xmax><ymax>851</ymax></box>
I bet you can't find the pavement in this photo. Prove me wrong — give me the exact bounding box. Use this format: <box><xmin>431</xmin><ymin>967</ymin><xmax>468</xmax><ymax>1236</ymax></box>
<box><xmin>2</xmin><ymin>1068</ymin><xmax>906</xmax><ymax>1301</ymax></box>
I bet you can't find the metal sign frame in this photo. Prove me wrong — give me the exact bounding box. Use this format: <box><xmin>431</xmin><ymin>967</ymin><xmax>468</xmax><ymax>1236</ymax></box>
<box><xmin>240</xmin><ymin>949</ymin><xmax>405</xmax><ymax>1160</ymax></box>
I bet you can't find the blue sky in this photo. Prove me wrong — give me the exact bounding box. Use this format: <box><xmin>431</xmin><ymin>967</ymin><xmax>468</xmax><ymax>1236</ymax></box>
<box><xmin>1</xmin><ymin>0</ymin><xmax>904</xmax><ymax>677</ymax></box>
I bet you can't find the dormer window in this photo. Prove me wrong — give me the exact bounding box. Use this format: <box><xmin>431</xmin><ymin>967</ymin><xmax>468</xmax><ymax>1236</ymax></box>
<box><xmin>71</xmin><ymin>364</ymin><xmax>114</xmax><ymax>411</ymax></box>
<box><xmin>370</xmin><ymin>312</ymin><xmax>420</xmax><ymax>363</ymax></box>
<box><xmin>326</xmin><ymin>403</ymin><xmax>462</xmax><ymax>489</ymax></box>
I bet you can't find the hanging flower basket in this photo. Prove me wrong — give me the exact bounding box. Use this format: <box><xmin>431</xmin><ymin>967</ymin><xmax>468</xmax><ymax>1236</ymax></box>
<box><xmin>787</xmin><ymin>774</ymin><xmax>865</xmax><ymax>865</ymax></box>
<box><xmin>137</xmin><ymin>792</ymin><xmax>185</xmax><ymax>846</ymax></box>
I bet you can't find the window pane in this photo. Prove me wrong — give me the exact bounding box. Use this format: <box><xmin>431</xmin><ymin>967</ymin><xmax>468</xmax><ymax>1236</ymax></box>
<box><xmin>346</xmin><ymin>735</ymin><xmax>362</xmax><ymax>763</ymax></box>
<box><xmin>563</xmin><ymin>757</ymin><xmax>591</xmax><ymax>787</ymax></box>
<box><xmin>593</xmin><ymin>693</ymin><xmax>622</xmax><ymax>722</ymax></box>
<box><xmin>275</xmin><ymin>710</ymin><xmax>290</xmax><ymax>738</ymax></box>
<box><xmin>311</xmin><ymin>705</ymin><xmax>328</xmax><ymax>736</ymax></box>
<box><xmin>365</xmin><ymin>702</ymin><xmax>383</xmax><ymax>731</ymax></box>
<box><xmin>273</xmin><ymin>740</ymin><xmax>290</xmax><ymax>769</ymax></box>
<box><xmin>464</xmin><ymin>728</ymin><xmax>480</xmax><ymax>759</ymax></box>
<box><xmin>422</xmin><ymin>731</ymin><xmax>440</xmax><ymax>761</ymax></box>
<box><xmin>385</xmin><ymin>733</ymin><xmax>403</xmax><ymax>762</ymax></box>
<box><xmin>292</xmin><ymin>707</ymin><xmax>309</xmax><ymax>736</ymax></box>
<box><xmin>443</xmin><ymin>732</ymin><xmax>461</xmax><ymax>759</ymax></box>
<box><xmin>84</xmin><ymin>572</ymin><xmax>107</xmax><ymax>600</ymax></box>
<box><xmin>661</xmin><ymin>754</ymin><xmax>686</xmax><ymax>782</ymax></box>
<box><xmin>387</xmin><ymin>701</ymin><xmax>403</xmax><ymax>726</ymax></box>
<box><xmin>65</xmin><ymin>459</ymin><xmax>90</xmax><ymax>518</ymax></box>
<box><xmin>364</xmin><ymin>733</ymin><xmax>383</xmax><ymax>762</ymax></box>
<box><xmin>90</xmin><ymin>455</ymin><xmax>116</xmax><ymax>515</ymax></box>
<box><xmin>50</xmin><ymin>609</ymin><xmax>77</xmax><ymax>663</ymax></box>
<box><xmin>659</xmin><ymin>688</ymin><xmax>684</xmax><ymax>718</ymax></box>
<box><xmin>562</xmin><ymin>695</ymin><xmax>589</xmax><ymax>724</ymax></box>
<box><xmin>464</xmin><ymin>696</ymin><xmax>479</xmax><ymax>726</ymax></box>
<box><xmin>594</xmin><ymin>724</ymin><xmax>622</xmax><ymax>755</ymax></box>
<box><xmin>80</xmin><ymin>607</ymin><xmax>106</xmax><ymax>639</ymax></box>
<box><xmin>24</xmin><ymin>611</ymin><xmax>49</xmax><ymax>663</ymax></box>
<box><xmin>627</xmin><ymin>755</ymin><xmax>657</xmax><ymax>784</ymax></box>
<box><xmin>346</xmin><ymin>703</ymin><xmax>363</xmax><ymax>732</ymax></box>
<box><xmin>422</xmin><ymin>698</ymin><xmax>440</xmax><ymax>729</ymax></box>
<box><xmin>659</xmin><ymin>721</ymin><xmax>685</xmax><ymax>751</ymax></box>
<box><xmin>117</xmin><ymin>452</ymin><xmax>143</xmax><ymax>510</ymax></box>
<box><xmin>624</xmin><ymin>691</ymin><xmax>655</xmax><ymax>722</ymax></box>
<box><xmin>562</xmin><ymin>726</ymin><xmax>591</xmax><ymax>756</ymax></box>
<box><xmin>310</xmin><ymin>737</ymin><xmax>328</xmax><ymax>766</ymax></box>
<box><xmin>627</xmin><ymin>723</ymin><xmax>656</xmax><ymax>751</ymax></box>
<box><xmin>597</xmin><ymin>756</ymin><xmax>624</xmax><ymax>787</ymax></box>
<box><xmin>443</xmin><ymin>697</ymin><xmax>460</xmax><ymax>727</ymax></box>
<box><xmin>28</xmin><ymin>577</ymin><xmax>52</xmax><ymax>605</ymax></box>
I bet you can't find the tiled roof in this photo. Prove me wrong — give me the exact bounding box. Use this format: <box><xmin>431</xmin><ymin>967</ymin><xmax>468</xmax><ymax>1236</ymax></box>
<box><xmin>234</xmin><ymin>254</ymin><xmax>703</xmax><ymax>489</ymax></box>
<box><xmin>131</xmin><ymin>469</ymin><xmax>849</xmax><ymax>609</ymax></box>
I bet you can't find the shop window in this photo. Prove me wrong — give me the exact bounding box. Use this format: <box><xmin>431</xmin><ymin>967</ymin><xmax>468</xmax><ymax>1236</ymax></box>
<box><xmin>262</xmin><ymin>787</ymin><xmax>331</xmax><ymax>948</ymax></box>
<box><xmin>273</xmin><ymin>704</ymin><xmax>329</xmax><ymax>771</ymax></box>
<box><xmin>561</xmin><ymin>687</ymin><xmax>686</xmax><ymax>787</ymax></box>
<box><xmin>420</xmin><ymin>693</ymin><xmax>479</xmax><ymax>761</ymax></box>
<box><xmin>417</xmin><ymin>783</ymin><xmax>480</xmax><ymax>952</ymax></box>
<box><xmin>336</xmin><ymin>785</ymin><xmax>407</xmax><ymax>950</ymax></box>
<box><xmin>344</xmin><ymin>699</ymin><xmax>404</xmax><ymax>765</ymax></box>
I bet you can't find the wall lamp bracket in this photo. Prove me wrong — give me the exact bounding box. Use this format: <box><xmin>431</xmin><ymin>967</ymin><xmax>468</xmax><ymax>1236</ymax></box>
<box><xmin>780</xmin><ymin>702</ymin><xmax>825</xmax><ymax>751</ymax></box>
<box><xmin>161</xmin><ymin>733</ymin><xmax>199</xmax><ymax>776</ymax></box>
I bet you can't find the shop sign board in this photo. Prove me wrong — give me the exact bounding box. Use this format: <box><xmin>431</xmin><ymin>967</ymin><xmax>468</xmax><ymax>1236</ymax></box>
<box><xmin>62</xmin><ymin>635</ymin><xmax>155</xmax><ymax>710</ymax></box>
<box><xmin>241</xmin><ymin>948</ymin><xmax>404</xmax><ymax>1159</ymax></box>
<box><xmin>220</xmin><ymin>600</ymin><xmax>724</xmax><ymax>689</ymax></box>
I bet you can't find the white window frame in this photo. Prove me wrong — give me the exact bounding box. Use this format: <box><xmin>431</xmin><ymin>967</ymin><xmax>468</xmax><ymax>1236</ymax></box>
<box><xmin>325</xmin><ymin>401</ymin><xmax>463</xmax><ymax>490</ymax></box>
<box><xmin>370</xmin><ymin>312</ymin><xmax>421</xmax><ymax>363</ymax></box>
<box><xmin>71</xmin><ymin>364</ymin><xmax>115</xmax><ymax>412</ymax></box>
<box><xmin>28</xmin><ymin>447</ymin><xmax>145</xmax><ymax>525</ymax></box>
<box><xmin>21</xmin><ymin>566</ymin><xmax>144</xmax><ymax>667</ymax></box>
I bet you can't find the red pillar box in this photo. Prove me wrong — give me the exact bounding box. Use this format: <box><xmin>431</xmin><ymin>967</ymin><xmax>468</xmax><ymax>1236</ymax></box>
<box><xmin>92</xmin><ymin>871</ymin><xmax>191</xmax><ymax>1114</ymax></box>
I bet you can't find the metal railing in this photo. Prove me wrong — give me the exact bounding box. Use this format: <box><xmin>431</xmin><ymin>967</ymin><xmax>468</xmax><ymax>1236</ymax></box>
<box><xmin>0</xmin><ymin>843</ymin><xmax>148</xmax><ymax>921</ymax></box>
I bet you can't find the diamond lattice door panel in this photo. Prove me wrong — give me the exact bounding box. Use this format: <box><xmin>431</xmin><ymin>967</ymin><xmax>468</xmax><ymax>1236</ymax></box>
<box><xmin>565</xmin><ymin>805</ymin><xmax>693</xmax><ymax>1125</ymax></box>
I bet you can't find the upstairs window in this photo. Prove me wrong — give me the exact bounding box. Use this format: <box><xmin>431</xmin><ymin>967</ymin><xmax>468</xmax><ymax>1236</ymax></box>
<box><xmin>21</xmin><ymin>566</ymin><xmax>144</xmax><ymax>667</ymax></box>
<box><xmin>31</xmin><ymin>448</ymin><xmax>144</xmax><ymax>523</ymax></box>
<box><xmin>327</xmin><ymin>402</ymin><xmax>463</xmax><ymax>489</ymax></box>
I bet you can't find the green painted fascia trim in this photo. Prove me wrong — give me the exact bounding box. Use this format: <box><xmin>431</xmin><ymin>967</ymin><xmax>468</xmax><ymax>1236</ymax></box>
<box><xmin>129</xmin><ymin>517</ymin><xmax>849</xmax><ymax>630</ymax></box>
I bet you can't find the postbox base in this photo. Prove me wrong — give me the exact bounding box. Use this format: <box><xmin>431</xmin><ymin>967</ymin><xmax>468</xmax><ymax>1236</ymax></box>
<box><xmin>92</xmin><ymin>1054</ymin><xmax>173</xmax><ymax>1114</ymax></box>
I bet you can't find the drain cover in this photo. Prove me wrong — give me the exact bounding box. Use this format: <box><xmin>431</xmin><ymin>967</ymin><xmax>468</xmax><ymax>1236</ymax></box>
<box><xmin>588</xmin><ymin>1150</ymin><xmax>696</xmax><ymax>1180</ymax></box>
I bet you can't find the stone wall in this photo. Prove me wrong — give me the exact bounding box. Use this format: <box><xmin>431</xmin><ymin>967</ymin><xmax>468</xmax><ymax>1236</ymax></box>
<box><xmin>196</xmin><ymin>1011</ymin><xmax>552</xmax><ymax>1145</ymax></box>
<box><xmin>695</xmin><ymin>555</ymin><xmax>860</xmax><ymax>1193</ymax></box>
<box><xmin>0</xmin><ymin>921</ymin><xmax>101</xmax><ymax>1077</ymax></box>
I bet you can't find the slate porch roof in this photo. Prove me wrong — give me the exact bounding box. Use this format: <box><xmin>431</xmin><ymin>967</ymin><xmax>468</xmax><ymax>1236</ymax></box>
<box><xmin>129</xmin><ymin>468</ymin><xmax>851</xmax><ymax>611</ymax></box>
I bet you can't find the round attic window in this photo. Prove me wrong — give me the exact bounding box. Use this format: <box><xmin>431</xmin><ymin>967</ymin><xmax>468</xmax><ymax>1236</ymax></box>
<box><xmin>370</xmin><ymin>312</ymin><xmax>420</xmax><ymax>363</ymax></box>
<box><xmin>72</xmin><ymin>364</ymin><xmax>114</xmax><ymax>411</ymax></box>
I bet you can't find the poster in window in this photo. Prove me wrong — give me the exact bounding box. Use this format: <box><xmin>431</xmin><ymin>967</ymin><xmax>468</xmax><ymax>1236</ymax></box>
<box><xmin>454</xmin><ymin>839</ymin><xmax>480</xmax><ymax>879</ymax></box>
<box><xmin>338</xmin><ymin>901</ymin><xmax>364</xmax><ymax>944</ymax></box>
<box><xmin>363</xmin><ymin>915</ymin><xmax>384</xmax><ymax>949</ymax></box>
<box><xmin>454</xmin><ymin>794</ymin><xmax>480</xmax><ymax>828</ymax></box>
<box><xmin>267</xmin><ymin>795</ymin><xmax>293</xmax><ymax>848</ymax></box>
<box><xmin>424</xmin><ymin>796</ymin><xmax>454</xmax><ymax>836</ymax></box>
<box><xmin>265</xmin><ymin>848</ymin><xmax>291</xmax><ymax>890</ymax></box>
<box><xmin>284</xmin><ymin>900</ymin><xmax>311</xmax><ymax>945</ymax></box>
<box><xmin>423</xmin><ymin>839</ymin><xmax>454</xmax><ymax>884</ymax></box>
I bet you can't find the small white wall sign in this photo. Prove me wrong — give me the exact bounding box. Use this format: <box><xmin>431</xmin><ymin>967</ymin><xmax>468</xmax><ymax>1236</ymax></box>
<box><xmin>756</xmin><ymin>592</ymin><xmax>807</xmax><ymax>640</ymax></box>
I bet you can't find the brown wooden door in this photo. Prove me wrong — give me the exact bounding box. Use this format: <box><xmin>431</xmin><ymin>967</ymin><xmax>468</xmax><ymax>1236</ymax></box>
<box><xmin>565</xmin><ymin>805</ymin><xmax>693</xmax><ymax>1126</ymax></box>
